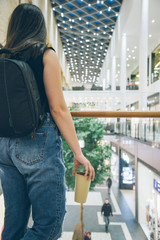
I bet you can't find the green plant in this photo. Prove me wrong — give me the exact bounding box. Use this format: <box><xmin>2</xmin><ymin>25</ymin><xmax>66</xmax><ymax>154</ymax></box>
<box><xmin>62</xmin><ymin>118</ymin><xmax>112</xmax><ymax>189</ymax></box>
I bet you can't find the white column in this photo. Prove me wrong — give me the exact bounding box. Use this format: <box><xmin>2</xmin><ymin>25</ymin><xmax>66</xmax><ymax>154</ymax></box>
<box><xmin>54</xmin><ymin>26</ymin><xmax>58</xmax><ymax>55</ymax></box>
<box><xmin>107</xmin><ymin>69</ymin><xmax>110</xmax><ymax>89</ymax></box>
<box><xmin>111</xmin><ymin>56</ymin><xmax>116</xmax><ymax>91</ymax></box>
<box><xmin>149</xmin><ymin>52</ymin><xmax>152</xmax><ymax>86</ymax></box>
<box><xmin>120</xmin><ymin>33</ymin><xmax>127</xmax><ymax>111</ymax></box>
<box><xmin>139</xmin><ymin>0</ymin><xmax>149</xmax><ymax>110</ymax></box>
<box><xmin>49</xmin><ymin>8</ymin><xmax>54</xmax><ymax>46</ymax></box>
<box><xmin>117</xmin><ymin>14</ymin><xmax>121</xmax><ymax>41</ymax></box>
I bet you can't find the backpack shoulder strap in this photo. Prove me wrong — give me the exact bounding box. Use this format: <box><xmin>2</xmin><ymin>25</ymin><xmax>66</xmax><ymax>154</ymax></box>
<box><xmin>0</xmin><ymin>48</ymin><xmax>13</xmax><ymax>55</ymax></box>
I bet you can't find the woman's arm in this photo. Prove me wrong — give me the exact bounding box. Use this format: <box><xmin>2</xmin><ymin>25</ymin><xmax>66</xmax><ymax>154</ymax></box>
<box><xmin>43</xmin><ymin>49</ymin><xmax>95</xmax><ymax>181</ymax></box>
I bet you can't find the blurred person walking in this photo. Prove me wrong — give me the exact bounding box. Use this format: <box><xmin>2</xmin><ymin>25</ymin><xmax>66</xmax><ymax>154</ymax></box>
<box><xmin>0</xmin><ymin>3</ymin><xmax>95</xmax><ymax>240</ymax></box>
<box><xmin>106</xmin><ymin>176</ymin><xmax>112</xmax><ymax>194</ymax></box>
<box><xmin>84</xmin><ymin>231</ymin><xmax>91</xmax><ymax>240</ymax></box>
<box><xmin>101</xmin><ymin>199</ymin><xmax>113</xmax><ymax>233</ymax></box>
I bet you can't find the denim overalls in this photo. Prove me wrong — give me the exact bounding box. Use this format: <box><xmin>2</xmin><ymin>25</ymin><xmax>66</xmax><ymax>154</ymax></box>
<box><xmin>0</xmin><ymin>113</ymin><xmax>66</xmax><ymax>240</ymax></box>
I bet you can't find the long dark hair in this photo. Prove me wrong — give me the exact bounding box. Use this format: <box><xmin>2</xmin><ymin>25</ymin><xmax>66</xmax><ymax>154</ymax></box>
<box><xmin>4</xmin><ymin>3</ymin><xmax>47</xmax><ymax>59</ymax></box>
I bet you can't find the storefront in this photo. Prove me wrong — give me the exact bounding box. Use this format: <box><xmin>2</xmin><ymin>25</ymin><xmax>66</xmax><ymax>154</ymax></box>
<box><xmin>119</xmin><ymin>150</ymin><xmax>135</xmax><ymax>190</ymax></box>
<box><xmin>110</xmin><ymin>143</ymin><xmax>119</xmax><ymax>183</ymax></box>
<box><xmin>138</xmin><ymin>161</ymin><xmax>160</xmax><ymax>240</ymax></box>
<box><xmin>151</xmin><ymin>45</ymin><xmax>160</xmax><ymax>84</ymax></box>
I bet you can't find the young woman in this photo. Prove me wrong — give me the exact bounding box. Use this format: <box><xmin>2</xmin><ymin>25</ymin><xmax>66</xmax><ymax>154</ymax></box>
<box><xmin>0</xmin><ymin>3</ymin><xmax>95</xmax><ymax>240</ymax></box>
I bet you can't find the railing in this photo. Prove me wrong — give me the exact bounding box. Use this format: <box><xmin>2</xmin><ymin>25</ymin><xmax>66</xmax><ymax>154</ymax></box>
<box><xmin>70</xmin><ymin>111</ymin><xmax>160</xmax><ymax>146</ymax></box>
<box><xmin>71</xmin><ymin>111</ymin><xmax>160</xmax><ymax>118</ymax></box>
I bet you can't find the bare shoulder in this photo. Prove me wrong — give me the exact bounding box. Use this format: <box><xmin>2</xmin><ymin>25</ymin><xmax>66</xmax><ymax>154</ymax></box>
<box><xmin>43</xmin><ymin>49</ymin><xmax>59</xmax><ymax>66</ymax></box>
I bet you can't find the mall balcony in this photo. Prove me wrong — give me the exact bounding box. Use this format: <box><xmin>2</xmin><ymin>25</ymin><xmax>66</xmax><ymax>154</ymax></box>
<box><xmin>0</xmin><ymin>0</ymin><xmax>160</xmax><ymax>240</ymax></box>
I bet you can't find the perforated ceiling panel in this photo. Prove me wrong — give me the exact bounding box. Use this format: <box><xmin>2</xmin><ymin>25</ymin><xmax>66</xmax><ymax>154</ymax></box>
<box><xmin>50</xmin><ymin>0</ymin><xmax>123</xmax><ymax>85</ymax></box>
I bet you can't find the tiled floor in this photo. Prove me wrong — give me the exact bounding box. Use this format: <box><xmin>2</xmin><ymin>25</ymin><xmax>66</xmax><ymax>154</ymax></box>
<box><xmin>0</xmin><ymin>181</ymin><xmax>147</xmax><ymax>240</ymax></box>
<box><xmin>61</xmin><ymin>182</ymin><xmax>147</xmax><ymax>240</ymax></box>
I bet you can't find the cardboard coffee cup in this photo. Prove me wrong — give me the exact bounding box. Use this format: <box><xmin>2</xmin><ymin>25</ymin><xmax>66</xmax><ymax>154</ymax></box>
<box><xmin>75</xmin><ymin>172</ymin><xmax>91</xmax><ymax>203</ymax></box>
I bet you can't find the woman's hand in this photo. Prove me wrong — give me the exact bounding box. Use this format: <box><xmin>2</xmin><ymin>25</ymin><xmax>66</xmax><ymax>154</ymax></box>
<box><xmin>73</xmin><ymin>153</ymin><xmax>95</xmax><ymax>181</ymax></box>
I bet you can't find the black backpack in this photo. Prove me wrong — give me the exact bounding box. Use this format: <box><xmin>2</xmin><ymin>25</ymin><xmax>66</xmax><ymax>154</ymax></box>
<box><xmin>0</xmin><ymin>48</ymin><xmax>45</xmax><ymax>137</ymax></box>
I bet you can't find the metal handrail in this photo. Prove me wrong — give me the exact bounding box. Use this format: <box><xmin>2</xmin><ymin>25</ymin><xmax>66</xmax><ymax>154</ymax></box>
<box><xmin>71</xmin><ymin>111</ymin><xmax>160</xmax><ymax>118</ymax></box>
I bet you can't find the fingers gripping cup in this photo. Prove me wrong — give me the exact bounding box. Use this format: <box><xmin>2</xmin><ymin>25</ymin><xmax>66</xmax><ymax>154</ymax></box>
<box><xmin>75</xmin><ymin>172</ymin><xmax>91</xmax><ymax>203</ymax></box>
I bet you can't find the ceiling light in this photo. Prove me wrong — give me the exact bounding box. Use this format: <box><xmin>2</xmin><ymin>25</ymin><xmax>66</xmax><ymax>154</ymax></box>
<box><xmin>99</xmin><ymin>11</ymin><xmax>102</xmax><ymax>14</ymax></box>
<box><xmin>61</xmin><ymin>13</ymin><xmax>64</xmax><ymax>17</ymax></box>
<box><xmin>152</xmin><ymin>19</ymin><xmax>155</xmax><ymax>23</ymax></box>
<box><xmin>60</xmin><ymin>5</ymin><xmax>62</xmax><ymax>8</ymax></box>
<box><xmin>149</xmin><ymin>34</ymin><xmax>152</xmax><ymax>38</ymax></box>
<box><xmin>79</xmin><ymin>17</ymin><xmax>82</xmax><ymax>21</ymax></box>
<box><xmin>108</xmin><ymin>7</ymin><xmax>111</xmax><ymax>11</ymax></box>
<box><xmin>86</xmin><ymin>22</ymin><xmax>89</xmax><ymax>25</ymax></box>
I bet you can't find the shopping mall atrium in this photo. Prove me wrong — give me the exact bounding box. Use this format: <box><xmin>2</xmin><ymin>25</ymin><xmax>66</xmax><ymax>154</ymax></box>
<box><xmin>0</xmin><ymin>0</ymin><xmax>160</xmax><ymax>240</ymax></box>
